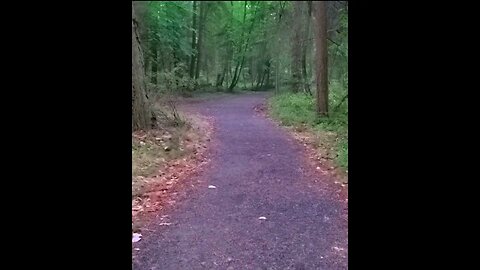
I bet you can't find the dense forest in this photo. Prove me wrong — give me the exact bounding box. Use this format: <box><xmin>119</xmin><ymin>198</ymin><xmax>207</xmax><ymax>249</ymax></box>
<box><xmin>132</xmin><ymin>2</ymin><xmax>349</xmax><ymax>266</ymax></box>
<box><xmin>132</xmin><ymin>0</ymin><xmax>348</xmax><ymax>128</ymax></box>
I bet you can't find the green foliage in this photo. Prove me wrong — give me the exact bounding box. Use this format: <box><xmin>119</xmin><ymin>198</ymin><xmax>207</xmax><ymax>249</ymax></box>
<box><xmin>328</xmin><ymin>6</ymin><xmax>348</xmax><ymax>89</ymax></box>
<box><xmin>337</xmin><ymin>137</ymin><xmax>348</xmax><ymax>169</ymax></box>
<box><xmin>160</xmin><ymin>64</ymin><xmax>196</xmax><ymax>94</ymax></box>
<box><xmin>135</xmin><ymin>0</ymin><xmax>348</xmax><ymax>165</ymax></box>
<box><xmin>269</xmin><ymin>90</ymin><xmax>348</xmax><ymax>170</ymax></box>
<box><xmin>269</xmin><ymin>92</ymin><xmax>317</xmax><ymax>125</ymax></box>
<box><xmin>145</xmin><ymin>1</ymin><xmax>192</xmax><ymax>58</ymax></box>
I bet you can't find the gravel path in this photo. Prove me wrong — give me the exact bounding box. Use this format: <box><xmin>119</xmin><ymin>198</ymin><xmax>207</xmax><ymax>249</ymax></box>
<box><xmin>133</xmin><ymin>92</ymin><xmax>348</xmax><ymax>270</ymax></box>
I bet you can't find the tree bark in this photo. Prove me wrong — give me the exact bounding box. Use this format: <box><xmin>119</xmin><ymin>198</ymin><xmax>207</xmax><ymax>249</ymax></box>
<box><xmin>275</xmin><ymin>58</ymin><xmax>279</xmax><ymax>93</ymax></box>
<box><xmin>150</xmin><ymin>45</ymin><xmax>157</xmax><ymax>84</ymax></box>
<box><xmin>302</xmin><ymin>1</ymin><xmax>312</xmax><ymax>94</ymax></box>
<box><xmin>312</xmin><ymin>1</ymin><xmax>329</xmax><ymax>116</ymax></box>
<box><xmin>195</xmin><ymin>2</ymin><xmax>208</xmax><ymax>80</ymax></box>
<box><xmin>189</xmin><ymin>1</ymin><xmax>198</xmax><ymax>78</ymax></box>
<box><xmin>291</xmin><ymin>1</ymin><xmax>303</xmax><ymax>93</ymax></box>
<box><xmin>228</xmin><ymin>3</ymin><xmax>258</xmax><ymax>91</ymax></box>
<box><xmin>265</xmin><ymin>61</ymin><xmax>271</xmax><ymax>87</ymax></box>
<box><xmin>227</xmin><ymin>1</ymin><xmax>248</xmax><ymax>91</ymax></box>
<box><xmin>132</xmin><ymin>4</ymin><xmax>153</xmax><ymax>131</ymax></box>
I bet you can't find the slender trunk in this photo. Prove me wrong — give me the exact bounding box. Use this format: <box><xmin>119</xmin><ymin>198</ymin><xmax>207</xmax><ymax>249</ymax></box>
<box><xmin>313</xmin><ymin>1</ymin><xmax>329</xmax><ymax>116</ymax></box>
<box><xmin>195</xmin><ymin>2</ymin><xmax>207</xmax><ymax>80</ymax></box>
<box><xmin>291</xmin><ymin>1</ymin><xmax>303</xmax><ymax>92</ymax></box>
<box><xmin>228</xmin><ymin>1</ymin><xmax>258</xmax><ymax>91</ymax></box>
<box><xmin>259</xmin><ymin>71</ymin><xmax>266</xmax><ymax>88</ymax></box>
<box><xmin>228</xmin><ymin>62</ymin><xmax>240</xmax><ymax>91</ymax></box>
<box><xmin>275</xmin><ymin>58</ymin><xmax>279</xmax><ymax>93</ymax></box>
<box><xmin>206</xmin><ymin>64</ymin><xmax>209</xmax><ymax>85</ymax></box>
<box><xmin>251</xmin><ymin>65</ymin><xmax>255</xmax><ymax>89</ymax></box>
<box><xmin>150</xmin><ymin>44</ymin><xmax>157</xmax><ymax>84</ymax></box>
<box><xmin>216</xmin><ymin>67</ymin><xmax>226</xmax><ymax>87</ymax></box>
<box><xmin>302</xmin><ymin>1</ymin><xmax>312</xmax><ymax>94</ymax></box>
<box><xmin>189</xmin><ymin>1</ymin><xmax>198</xmax><ymax>78</ymax></box>
<box><xmin>275</xmin><ymin>1</ymin><xmax>284</xmax><ymax>94</ymax></box>
<box><xmin>227</xmin><ymin>1</ymin><xmax>247</xmax><ymax>91</ymax></box>
<box><xmin>266</xmin><ymin>65</ymin><xmax>270</xmax><ymax>87</ymax></box>
<box><xmin>132</xmin><ymin>4</ymin><xmax>153</xmax><ymax>131</ymax></box>
<box><xmin>256</xmin><ymin>74</ymin><xmax>262</xmax><ymax>89</ymax></box>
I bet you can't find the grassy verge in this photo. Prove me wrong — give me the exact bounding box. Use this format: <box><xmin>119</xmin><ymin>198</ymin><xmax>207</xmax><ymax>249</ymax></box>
<box><xmin>132</xmin><ymin>104</ymin><xmax>212</xmax><ymax>233</ymax></box>
<box><xmin>132</xmin><ymin>103</ymin><xmax>211</xmax><ymax>196</ymax></box>
<box><xmin>268</xmin><ymin>87</ymin><xmax>348</xmax><ymax>172</ymax></box>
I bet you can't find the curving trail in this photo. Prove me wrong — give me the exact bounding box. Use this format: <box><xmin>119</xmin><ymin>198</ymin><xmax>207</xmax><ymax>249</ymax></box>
<box><xmin>133</xmin><ymin>92</ymin><xmax>348</xmax><ymax>270</ymax></box>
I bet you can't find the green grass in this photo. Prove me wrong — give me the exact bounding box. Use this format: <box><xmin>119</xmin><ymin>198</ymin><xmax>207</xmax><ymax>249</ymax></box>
<box><xmin>269</xmin><ymin>92</ymin><xmax>318</xmax><ymax>126</ymax></box>
<box><xmin>269</xmin><ymin>88</ymin><xmax>348</xmax><ymax>170</ymax></box>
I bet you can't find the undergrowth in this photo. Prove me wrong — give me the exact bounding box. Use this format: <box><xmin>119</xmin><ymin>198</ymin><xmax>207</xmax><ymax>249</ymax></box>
<box><xmin>269</xmin><ymin>81</ymin><xmax>348</xmax><ymax>170</ymax></box>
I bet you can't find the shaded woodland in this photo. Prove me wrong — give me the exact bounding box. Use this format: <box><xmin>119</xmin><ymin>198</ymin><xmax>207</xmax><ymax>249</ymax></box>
<box><xmin>132</xmin><ymin>1</ymin><xmax>348</xmax><ymax>130</ymax></box>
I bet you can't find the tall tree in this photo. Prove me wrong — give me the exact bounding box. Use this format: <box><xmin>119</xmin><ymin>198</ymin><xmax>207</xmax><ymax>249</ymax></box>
<box><xmin>312</xmin><ymin>1</ymin><xmax>328</xmax><ymax>116</ymax></box>
<box><xmin>302</xmin><ymin>1</ymin><xmax>312</xmax><ymax>94</ymax></box>
<box><xmin>228</xmin><ymin>1</ymin><xmax>258</xmax><ymax>91</ymax></box>
<box><xmin>189</xmin><ymin>1</ymin><xmax>198</xmax><ymax>78</ymax></box>
<box><xmin>291</xmin><ymin>1</ymin><xmax>303</xmax><ymax>93</ymax></box>
<box><xmin>195</xmin><ymin>2</ymin><xmax>208</xmax><ymax>80</ymax></box>
<box><xmin>132</xmin><ymin>4</ymin><xmax>153</xmax><ymax>130</ymax></box>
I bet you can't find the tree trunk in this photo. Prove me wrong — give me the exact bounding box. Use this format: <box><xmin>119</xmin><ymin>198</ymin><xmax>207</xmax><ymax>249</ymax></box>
<box><xmin>275</xmin><ymin>58</ymin><xmax>279</xmax><ymax>93</ymax></box>
<box><xmin>302</xmin><ymin>1</ymin><xmax>312</xmax><ymax>94</ymax></box>
<box><xmin>189</xmin><ymin>1</ymin><xmax>198</xmax><ymax>78</ymax></box>
<box><xmin>227</xmin><ymin>1</ymin><xmax>248</xmax><ymax>91</ymax></box>
<box><xmin>195</xmin><ymin>2</ymin><xmax>207</xmax><ymax>80</ymax></box>
<box><xmin>228</xmin><ymin>62</ymin><xmax>240</xmax><ymax>91</ymax></box>
<box><xmin>150</xmin><ymin>45</ymin><xmax>157</xmax><ymax>84</ymax></box>
<box><xmin>265</xmin><ymin>59</ymin><xmax>271</xmax><ymax>87</ymax></box>
<box><xmin>132</xmin><ymin>4</ymin><xmax>153</xmax><ymax>131</ymax></box>
<box><xmin>228</xmin><ymin>1</ymin><xmax>258</xmax><ymax>91</ymax></box>
<box><xmin>291</xmin><ymin>1</ymin><xmax>303</xmax><ymax>93</ymax></box>
<box><xmin>312</xmin><ymin>1</ymin><xmax>329</xmax><ymax>116</ymax></box>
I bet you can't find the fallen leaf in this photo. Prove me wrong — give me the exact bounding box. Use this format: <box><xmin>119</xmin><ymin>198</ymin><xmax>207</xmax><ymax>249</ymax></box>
<box><xmin>132</xmin><ymin>233</ymin><xmax>142</xmax><ymax>243</ymax></box>
<box><xmin>333</xmin><ymin>246</ymin><xmax>345</xmax><ymax>252</ymax></box>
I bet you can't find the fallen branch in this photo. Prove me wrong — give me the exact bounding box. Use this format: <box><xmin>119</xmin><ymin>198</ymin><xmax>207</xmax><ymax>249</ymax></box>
<box><xmin>333</xmin><ymin>94</ymin><xmax>348</xmax><ymax>112</ymax></box>
<box><xmin>327</xmin><ymin>38</ymin><xmax>340</xmax><ymax>46</ymax></box>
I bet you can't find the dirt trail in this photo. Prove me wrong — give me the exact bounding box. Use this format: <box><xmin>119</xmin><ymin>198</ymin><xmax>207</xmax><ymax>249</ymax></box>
<box><xmin>133</xmin><ymin>92</ymin><xmax>348</xmax><ymax>269</ymax></box>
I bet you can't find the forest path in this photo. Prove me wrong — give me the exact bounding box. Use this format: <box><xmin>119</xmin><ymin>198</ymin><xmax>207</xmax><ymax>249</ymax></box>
<box><xmin>133</xmin><ymin>92</ymin><xmax>348</xmax><ymax>270</ymax></box>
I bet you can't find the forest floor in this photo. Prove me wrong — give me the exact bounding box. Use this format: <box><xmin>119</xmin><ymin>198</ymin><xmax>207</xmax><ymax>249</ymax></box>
<box><xmin>132</xmin><ymin>92</ymin><xmax>348</xmax><ymax>269</ymax></box>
